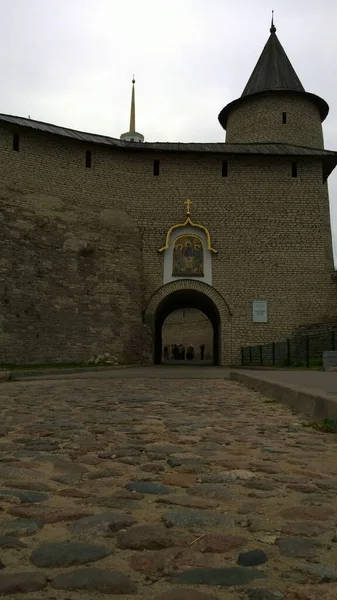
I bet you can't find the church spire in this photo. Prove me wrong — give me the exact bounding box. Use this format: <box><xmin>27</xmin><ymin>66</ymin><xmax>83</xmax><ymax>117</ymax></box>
<box><xmin>270</xmin><ymin>10</ymin><xmax>276</xmax><ymax>33</ymax></box>
<box><xmin>120</xmin><ymin>77</ymin><xmax>144</xmax><ymax>143</ymax></box>
<box><xmin>129</xmin><ymin>76</ymin><xmax>136</xmax><ymax>133</ymax></box>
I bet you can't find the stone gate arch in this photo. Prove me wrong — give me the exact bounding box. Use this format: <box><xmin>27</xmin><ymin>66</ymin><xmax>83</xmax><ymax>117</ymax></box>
<box><xmin>144</xmin><ymin>280</ymin><xmax>232</xmax><ymax>366</ymax></box>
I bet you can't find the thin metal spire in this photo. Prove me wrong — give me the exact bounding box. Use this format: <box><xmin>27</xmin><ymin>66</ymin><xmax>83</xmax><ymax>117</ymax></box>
<box><xmin>129</xmin><ymin>76</ymin><xmax>136</xmax><ymax>133</ymax></box>
<box><xmin>270</xmin><ymin>9</ymin><xmax>276</xmax><ymax>33</ymax></box>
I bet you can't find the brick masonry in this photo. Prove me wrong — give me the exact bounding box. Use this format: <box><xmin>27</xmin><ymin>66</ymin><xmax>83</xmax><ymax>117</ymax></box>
<box><xmin>0</xmin><ymin>89</ymin><xmax>336</xmax><ymax>366</ymax></box>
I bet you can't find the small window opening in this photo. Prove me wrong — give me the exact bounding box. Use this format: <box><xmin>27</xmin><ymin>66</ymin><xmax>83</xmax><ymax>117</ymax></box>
<box><xmin>291</xmin><ymin>161</ymin><xmax>298</xmax><ymax>178</ymax></box>
<box><xmin>282</xmin><ymin>111</ymin><xmax>287</xmax><ymax>124</ymax></box>
<box><xmin>85</xmin><ymin>150</ymin><xmax>92</xmax><ymax>168</ymax></box>
<box><xmin>222</xmin><ymin>159</ymin><xmax>228</xmax><ymax>177</ymax></box>
<box><xmin>13</xmin><ymin>133</ymin><xmax>20</xmax><ymax>152</ymax></box>
<box><xmin>153</xmin><ymin>159</ymin><xmax>160</xmax><ymax>176</ymax></box>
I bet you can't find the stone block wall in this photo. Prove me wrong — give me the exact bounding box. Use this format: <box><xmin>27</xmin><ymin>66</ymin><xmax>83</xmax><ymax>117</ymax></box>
<box><xmin>0</xmin><ymin>121</ymin><xmax>335</xmax><ymax>365</ymax></box>
<box><xmin>225</xmin><ymin>93</ymin><xmax>324</xmax><ymax>148</ymax></box>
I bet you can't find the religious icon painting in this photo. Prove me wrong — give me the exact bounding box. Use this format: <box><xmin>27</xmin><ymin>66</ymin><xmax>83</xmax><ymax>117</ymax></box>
<box><xmin>172</xmin><ymin>234</ymin><xmax>204</xmax><ymax>276</ymax></box>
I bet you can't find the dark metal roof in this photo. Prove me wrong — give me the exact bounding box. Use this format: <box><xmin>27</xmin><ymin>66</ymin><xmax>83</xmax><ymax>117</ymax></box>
<box><xmin>242</xmin><ymin>28</ymin><xmax>305</xmax><ymax>97</ymax></box>
<box><xmin>0</xmin><ymin>113</ymin><xmax>335</xmax><ymax>157</ymax></box>
<box><xmin>218</xmin><ymin>26</ymin><xmax>329</xmax><ymax>129</ymax></box>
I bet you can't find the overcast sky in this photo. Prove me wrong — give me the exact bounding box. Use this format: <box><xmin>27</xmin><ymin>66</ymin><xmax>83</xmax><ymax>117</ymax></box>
<box><xmin>1</xmin><ymin>0</ymin><xmax>337</xmax><ymax>261</ymax></box>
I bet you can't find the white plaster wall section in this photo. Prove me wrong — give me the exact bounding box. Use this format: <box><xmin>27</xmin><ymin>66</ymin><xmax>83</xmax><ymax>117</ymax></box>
<box><xmin>163</xmin><ymin>225</ymin><xmax>212</xmax><ymax>285</ymax></box>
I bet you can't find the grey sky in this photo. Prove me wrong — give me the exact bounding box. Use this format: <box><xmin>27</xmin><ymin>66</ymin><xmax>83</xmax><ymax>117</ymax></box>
<box><xmin>1</xmin><ymin>0</ymin><xmax>337</xmax><ymax>260</ymax></box>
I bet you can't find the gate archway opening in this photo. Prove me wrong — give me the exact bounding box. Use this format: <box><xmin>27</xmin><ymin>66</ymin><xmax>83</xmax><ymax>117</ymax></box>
<box><xmin>154</xmin><ymin>289</ymin><xmax>220</xmax><ymax>365</ymax></box>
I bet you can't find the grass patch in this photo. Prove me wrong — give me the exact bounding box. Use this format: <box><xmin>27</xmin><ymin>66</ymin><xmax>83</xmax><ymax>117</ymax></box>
<box><xmin>302</xmin><ymin>418</ymin><xmax>337</xmax><ymax>433</ymax></box>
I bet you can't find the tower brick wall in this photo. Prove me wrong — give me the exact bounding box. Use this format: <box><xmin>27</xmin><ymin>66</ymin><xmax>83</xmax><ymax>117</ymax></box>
<box><xmin>0</xmin><ymin>122</ymin><xmax>335</xmax><ymax>365</ymax></box>
<box><xmin>225</xmin><ymin>93</ymin><xmax>324</xmax><ymax>147</ymax></box>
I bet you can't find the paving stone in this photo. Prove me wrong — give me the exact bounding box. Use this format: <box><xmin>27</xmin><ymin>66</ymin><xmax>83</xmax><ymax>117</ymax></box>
<box><xmin>197</xmin><ymin>533</ymin><xmax>247</xmax><ymax>553</ymax></box>
<box><xmin>186</xmin><ymin>484</ymin><xmax>233</xmax><ymax>500</ymax></box>
<box><xmin>53</xmin><ymin>458</ymin><xmax>89</xmax><ymax>473</ymax></box>
<box><xmin>30</xmin><ymin>541</ymin><xmax>111</xmax><ymax>567</ymax></box>
<box><xmin>246</xmin><ymin>590</ymin><xmax>285</xmax><ymax>600</ymax></box>
<box><xmin>162</xmin><ymin>509</ymin><xmax>234</xmax><ymax>529</ymax></box>
<box><xmin>295</xmin><ymin>563</ymin><xmax>337</xmax><ymax>582</ymax></box>
<box><xmin>286</xmin><ymin>583</ymin><xmax>337</xmax><ymax>599</ymax></box>
<box><xmin>129</xmin><ymin>547</ymin><xmax>212</xmax><ymax>576</ymax></box>
<box><xmin>156</xmin><ymin>495</ymin><xmax>218</xmax><ymax>509</ymax></box>
<box><xmin>142</xmin><ymin>462</ymin><xmax>165</xmax><ymax>472</ymax></box>
<box><xmin>0</xmin><ymin>518</ymin><xmax>43</xmax><ymax>536</ymax></box>
<box><xmin>281</xmin><ymin>522</ymin><xmax>328</xmax><ymax>537</ymax></box>
<box><xmin>0</xmin><ymin>489</ymin><xmax>49</xmax><ymax>503</ymax></box>
<box><xmin>86</xmin><ymin>469</ymin><xmax>121</xmax><ymax>480</ymax></box>
<box><xmin>126</xmin><ymin>481</ymin><xmax>171</xmax><ymax>495</ymax></box>
<box><xmin>0</xmin><ymin>536</ymin><xmax>27</xmax><ymax>548</ymax></box>
<box><xmin>244</xmin><ymin>479</ymin><xmax>278</xmax><ymax>491</ymax></box>
<box><xmin>69</xmin><ymin>511</ymin><xmax>137</xmax><ymax>536</ymax></box>
<box><xmin>117</xmin><ymin>525</ymin><xmax>193</xmax><ymax>549</ymax></box>
<box><xmin>171</xmin><ymin>566</ymin><xmax>266</xmax><ymax>586</ymax></box>
<box><xmin>3</xmin><ymin>480</ymin><xmax>52</xmax><ymax>491</ymax></box>
<box><xmin>153</xmin><ymin>589</ymin><xmax>220</xmax><ymax>600</ymax></box>
<box><xmin>277</xmin><ymin>537</ymin><xmax>321</xmax><ymax>557</ymax></box>
<box><xmin>24</xmin><ymin>440</ymin><xmax>59</xmax><ymax>451</ymax></box>
<box><xmin>287</xmin><ymin>483</ymin><xmax>319</xmax><ymax>493</ymax></box>
<box><xmin>7</xmin><ymin>505</ymin><xmax>93</xmax><ymax>523</ymax></box>
<box><xmin>163</xmin><ymin>474</ymin><xmax>197</xmax><ymax>488</ymax></box>
<box><xmin>51</xmin><ymin>568</ymin><xmax>137</xmax><ymax>593</ymax></box>
<box><xmin>0</xmin><ymin>572</ymin><xmax>48</xmax><ymax>594</ymax></box>
<box><xmin>238</xmin><ymin>549</ymin><xmax>268</xmax><ymax>566</ymax></box>
<box><xmin>280</xmin><ymin>506</ymin><xmax>334</xmax><ymax>521</ymax></box>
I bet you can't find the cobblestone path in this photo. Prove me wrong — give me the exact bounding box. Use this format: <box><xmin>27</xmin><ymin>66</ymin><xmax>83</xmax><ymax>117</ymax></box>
<box><xmin>0</xmin><ymin>375</ymin><xmax>336</xmax><ymax>599</ymax></box>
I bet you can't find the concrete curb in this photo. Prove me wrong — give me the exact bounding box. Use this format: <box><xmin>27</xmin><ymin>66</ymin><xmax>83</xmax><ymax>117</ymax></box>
<box><xmin>230</xmin><ymin>370</ymin><xmax>337</xmax><ymax>419</ymax></box>
<box><xmin>8</xmin><ymin>364</ymin><xmax>139</xmax><ymax>381</ymax></box>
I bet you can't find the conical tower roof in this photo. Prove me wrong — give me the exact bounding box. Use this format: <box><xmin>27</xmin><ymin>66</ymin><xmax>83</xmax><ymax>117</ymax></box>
<box><xmin>218</xmin><ymin>18</ymin><xmax>329</xmax><ymax>130</ymax></box>
<box><xmin>241</xmin><ymin>18</ymin><xmax>305</xmax><ymax>96</ymax></box>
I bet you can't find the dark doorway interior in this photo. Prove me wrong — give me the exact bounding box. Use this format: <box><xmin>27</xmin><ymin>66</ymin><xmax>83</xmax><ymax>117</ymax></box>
<box><xmin>154</xmin><ymin>289</ymin><xmax>220</xmax><ymax>365</ymax></box>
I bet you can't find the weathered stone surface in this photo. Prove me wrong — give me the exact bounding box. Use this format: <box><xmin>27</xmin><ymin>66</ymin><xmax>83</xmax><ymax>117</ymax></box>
<box><xmin>295</xmin><ymin>563</ymin><xmax>337</xmax><ymax>582</ymax></box>
<box><xmin>247</xmin><ymin>591</ymin><xmax>285</xmax><ymax>600</ymax></box>
<box><xmin>53</xmin><ymin>458</ymin><xmax>89</xmax><ymax>473</ymax></box>
<box><xmin>0</xmin><ymin>536</ymin><xmax>27</xmax><ymax>548</ymax></box>
<box><xmin>281</xmin><ymin>522</ymin><xmax>328</xmax><ymax>537</ymax></box>
<box><xmin>153</xmin><ymin>590</ymin><xmax>219</xmax><ymax>600</ymax></box>
<box><xmin>187</xmin><ymin>484</ymin><xmax>233</xmax><ymax>500</ymax></box>
<box><xmin>238</xmin><ymin>549</ymin><xmax>268</xmax><ymax>566</ymax></box>
<box><xmin>126</xmin><ymin>481</ymin><xmax>171</xmax><ymax>495</ymax></box>
<box><xmin>244</xmin><ymin>479</ymin><xmax>277</xmax><ymax>491</ymax></box>
<box><xmin>51</xmin><ymin>568</ymin><xmax>137</xmax><ymax>594</ymax></box>
<box><xmin>277</xmin><ymin>537</ymin><xmax>320</xmax><ymax>558</ymax></box>
<box><xmin>197</xmin><ymin>533</ymin><xmax>247</xmax><ymax>553</ymax></box>
<box><xmin>7</xmin><ymin>505</ymin><xmax>93</xmax><ymax>523</ymax></box>
<box><xmin>0</xmin><ymin>572</ymin><xmax>47</xmax><ymax>594</ymax></box>
<box><xmin>117</xmin><ymin>525</ymin><xmax>193</xmax><ymax>550</ymax></box>
<box><xmin>156</xmin><ymin>495</ymin><xmax>218</xmax><ymax>509</ymax></box>
<box><xmin>162</xmin><ymin>509</ymin><xmax>234</xmax><ymax>529</ymax></box>
<box><xmin>171</xmin><ymin>566</ymin><xmax>265</xmax><ymax>586</ymax></box>
<box><xmin>0</xmin><ymin>489</ymin><xmax>48</xmax><ymax>503</ymax></box>
<box><xmin>69</xmin><ymin>511</ymin><xmax>137</xmax><ymax>536</ymax></box>
<box><xmin>0</xmin><ymin>518</ymin><xmax>43</xmax><ymax>536</ymax></box>
<box><xmin>286</xmin><ymin>583</ymin><xmax>337</xmax><ymax>599</ymax></box>
<box><xmin>30</xmin><ymin>541</ymin><xmax>111</xmax><ymax>567</ymax></box>
<box><xmin>163</xmin><ymin>474</ymin><xmax>197</xmax><ymax>488</ymax></box>
<box><xmin>129</xmin><ymin>547</ymin><xmax>210</xmax><ymax>576</ymax></box>
<box><xmin>279</xmin><ymin>506</ymin><xmax>334</xmax><ymax>521</ymax></box>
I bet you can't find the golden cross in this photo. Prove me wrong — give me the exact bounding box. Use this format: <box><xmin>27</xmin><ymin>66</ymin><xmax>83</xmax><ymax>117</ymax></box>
<box><xmin>184</xmin><ymin>199</ymin><xmax>192</xmax><ymax>216</ymax></box>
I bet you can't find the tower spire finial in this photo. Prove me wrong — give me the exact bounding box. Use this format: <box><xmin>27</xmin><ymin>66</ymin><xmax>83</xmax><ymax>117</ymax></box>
<box><xmin>270</xmin><ymin>9</ymin><xmax>276</xmax><ymax>33</ymax></box>
<box><xmin>129</xmin><ymin>76</ymin><xmax>136</xmax><ymax>133</ymax></box>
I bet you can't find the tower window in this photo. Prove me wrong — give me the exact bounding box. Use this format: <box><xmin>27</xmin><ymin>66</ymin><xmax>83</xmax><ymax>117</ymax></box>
<box><xmin>153</xmin><ymin>159</ymin><xmax>160</xmax><ymax>176</ymax></box>
<box><xmin>13</xmin><ymin>133</ymin><xmax>20</xmax><ymax>152</ymax></box>
<box><xmin>282</xmin><ymin>112</ymin><xmax>287</xmax><ymax>124</ymax></box>
<box><xmin>291</xmin><ymin>161</ymin><xmax>298</xmax><ymax>178</ymax></box>
<box><xmin>222</xmin><ymin>160</ymin><xmax>228</xmax><ymax>177</ymax></box>
<box><xmin>85</xmin><ymin>150</ymin><xmax>92</xmax><ymax>168</ymax></box>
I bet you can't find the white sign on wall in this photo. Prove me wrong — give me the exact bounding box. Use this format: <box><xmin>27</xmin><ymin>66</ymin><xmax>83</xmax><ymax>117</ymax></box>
<box><xmin>252</xmin><ymin>300</ymin><xmax>268</xmax><ymax>323</ymax></box>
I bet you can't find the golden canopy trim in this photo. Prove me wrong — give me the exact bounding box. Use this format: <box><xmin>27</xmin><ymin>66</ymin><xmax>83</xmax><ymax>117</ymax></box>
<box><xmin>159</xmin><ymin>199</ymin><xmax>217</xmax><ymax>254</ymax></box>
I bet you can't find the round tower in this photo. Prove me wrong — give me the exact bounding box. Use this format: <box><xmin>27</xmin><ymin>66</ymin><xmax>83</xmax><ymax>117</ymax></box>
<box><xmin>218</xmin><ymin>17</ymin><xmax>328</xmax><ymax>148</ymax></box>
<box><xmin>120</xmin><ymin>78</ymin><xmax>144</xmax><ymax>143</ymax></box>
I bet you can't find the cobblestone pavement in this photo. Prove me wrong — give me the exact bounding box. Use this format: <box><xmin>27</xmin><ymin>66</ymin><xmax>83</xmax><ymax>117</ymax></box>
<box><xmin>0</xmin><ymin>374</ymin><xmax>337</xmax><ymax>599</ymax></box>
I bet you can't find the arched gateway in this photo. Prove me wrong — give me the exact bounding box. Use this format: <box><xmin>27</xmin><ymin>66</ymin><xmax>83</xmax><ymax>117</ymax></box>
<box><xmin>144</xmin><ymin>280</ymin><xmax>232</xmax><ymax>366</ymax></box>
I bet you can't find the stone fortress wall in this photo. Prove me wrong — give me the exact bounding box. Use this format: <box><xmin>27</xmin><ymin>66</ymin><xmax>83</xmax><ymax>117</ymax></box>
<box><xmin>0</xmin><ymin>117</ymin><xmax>335</xmax><ymax>365</ymax></box>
